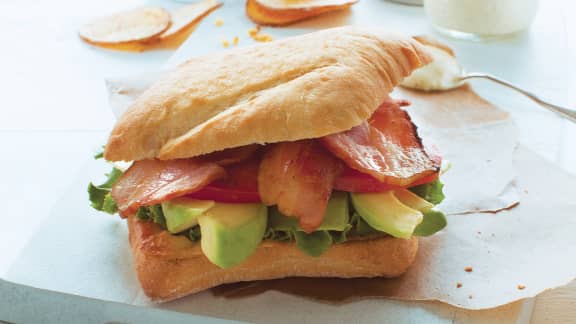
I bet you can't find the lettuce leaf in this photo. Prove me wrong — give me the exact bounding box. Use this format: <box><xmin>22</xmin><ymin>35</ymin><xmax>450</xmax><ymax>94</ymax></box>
<box><xmin>331</xmin><ymin>224</ymin><xmax>352</xmax><ymax>244</ymax></box>
<box><xmin>136</xmin><ymin>204</ymin><xmax>166</xmax><ymax>228</ymax></box>
<box><xmin>87</xmin><ymin>167</ymin><xmax>122</xmax><ymax>214</ymax></box>
<box><xmin>413</xmin><ymin>209</ymin><xmax>447</xmax><ymax>237</ymax></box>
<box><xmin>294</xmin><ymin>231</ymin><xmax>332</xmax><ymax>257</ymax></box>
<box><xmin>93</xmin><ymin>146</ymin><xmax>106</xmax><ymax>160</ymax></box>
<box><xmin>409</xmin><ymin>179</ymin><xmax>445</xmax><ymax>205</ymax></box>
<box><xmin>264</xmin><ymin>227</ymin><xmax>294</xmax><ymax>242</ymax></box>
<box><xmin>187</xmin><ymin>226</ymin><xmax>202</xmax><ymax>241</ymax></box>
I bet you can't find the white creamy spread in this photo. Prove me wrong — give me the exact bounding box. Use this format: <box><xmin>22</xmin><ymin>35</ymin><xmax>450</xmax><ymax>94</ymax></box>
<box><xmin>424</xmin><ymin>0</ymin><xmax>538</xmax><ymax>36</ymax></box>
<box><xmin>400</xmin><ymin>45</ymin><xmax>463</xmax><ymax>91</ymax></box>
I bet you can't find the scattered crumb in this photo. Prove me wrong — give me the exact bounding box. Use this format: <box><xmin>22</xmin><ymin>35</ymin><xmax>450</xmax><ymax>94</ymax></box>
<box><xmin>477</xmin><ymin>231</ymin><xmax>482</xmax><ymax>235</ymax></box>
<box><xmin>517</xmin><ymin>285</ymin><xmax>526</xmax><ymax>290</ymax></box>
<box><xmin>524</xmin><ymin>189</ymin><xmax>529</xmax><ymax>194</ymax></box>
<box><xmin>491</xmin><ymin>233</ymin><xmax>496</xmax><ymax>237</ymax></box>
<box><xmin>456</xmin><ymin>282</ymin><xmax>462</xmax><ymax>288</ymax></box>
<box><xmin>222</xmin><ymin>39</ymin><xmax>230</xmax><ymax>48</ymax></box>
<box><xmin>233</xmin><ymin>36</ymin><xmax>239</xmax><ymax>45</ymax></box>
<box><xmin>253</xmin><ymin>33</ymin><xmax>273</xmax><ymax>42</ymax></box>
<box><xmin>468</xmin><ymin>295</ymin><xmax>473</xmax><ymax>299</ymax></box>
<box><xmin>464</xmin><ymin>266</ymin><xmax>473</xmax><ymax>273</ymax></box>
<box><xmin>215</xmin><ymin>18</ymin><xmax>224</xmax><ymax>27</ymax></box>
<box><xmin>248</xmin><ymin>26</ymin><xmax>260</xmax><ymax>36</ymax></box>
<box><xmin>248</xmin><ymin>25</ymin><xmax>273</xmax><ymax>43</ymax></box>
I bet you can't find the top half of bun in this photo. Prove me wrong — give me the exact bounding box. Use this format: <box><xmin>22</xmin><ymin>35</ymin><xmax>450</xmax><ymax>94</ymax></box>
<box><xmin>104</xmin><ymin>27</ymin><xmax>432</xmax><ymax>162</ymax></box>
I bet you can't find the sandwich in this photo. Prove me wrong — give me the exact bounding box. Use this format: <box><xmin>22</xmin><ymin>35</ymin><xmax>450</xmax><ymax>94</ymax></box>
<box><xmin>88</xmin><ymin>27</ymin><xmax>447</xmax><ymax>302</ymax></box>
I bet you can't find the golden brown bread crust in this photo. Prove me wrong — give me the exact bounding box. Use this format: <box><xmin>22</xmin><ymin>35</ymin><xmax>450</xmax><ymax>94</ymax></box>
<box><xmin>128</xmin><ymin>216</ymin><xmax>419</xmax><ymax>302</ymax></box>
<box><xmin>105</xmin><ymin>27</ymin><xmax>432</xmax><ymax>161</ymax></box>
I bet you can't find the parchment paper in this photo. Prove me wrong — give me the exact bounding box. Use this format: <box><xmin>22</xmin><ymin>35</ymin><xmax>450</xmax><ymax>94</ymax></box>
<box><xmin>7</xmin><ymin>72</ymin><xmax>576</xmax><ymax>314</ymax></box>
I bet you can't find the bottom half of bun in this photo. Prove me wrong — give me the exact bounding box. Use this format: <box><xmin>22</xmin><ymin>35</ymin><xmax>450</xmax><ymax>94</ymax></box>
<box><xmin>127</xmin><ymin>216</ymin><xmax>419</xmax><ymax>302</ymax></box>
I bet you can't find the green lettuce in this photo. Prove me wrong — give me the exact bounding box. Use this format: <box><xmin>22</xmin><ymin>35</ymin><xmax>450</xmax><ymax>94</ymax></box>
<box><xmin>264</xmin><ymin>227</ymin><xmax>294</xmax><ymax>242</ymax></box>
<box><xmin>187</xmin><ymin>226</ymin><xmax>202</xmax><ymax>242</ymax></box>
<box><xmin>136</xmin><ymin>204</ymin><xmax>166</xmax><ymax>228</ymax></box>
<box><xmin>409</xmin><ymin>179</ymin><xmax>445</xmax><ymax>205</ymax></box>
<box><xmin>330</xmin><ymin>224</ymin><xmax>353</xmax><ymax>244</ymax></box>
<box><xmin>93</xmin><ymin>146</ymin><xmax>105</xmax><ymax>160</ymax></box>
<box><xmin>294</xmin><ymin>231</ymin><xmax>333</xmax><ymax>257</ymax></box>
<box><xmin>87</xmin><ymin>167</ymin><xmax>122</xmax><ymax>214</ymax></box>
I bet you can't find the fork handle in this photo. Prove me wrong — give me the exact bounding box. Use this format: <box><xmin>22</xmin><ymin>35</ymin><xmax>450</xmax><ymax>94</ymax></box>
<box><xmin>460</xmin><ymin>73</ymin><xmax>576</xmax><ymax>123</ymax></box>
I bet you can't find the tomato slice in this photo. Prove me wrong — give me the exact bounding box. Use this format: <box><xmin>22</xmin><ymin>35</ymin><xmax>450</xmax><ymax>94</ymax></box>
<box><xmin>187</xmin><ymin>158</ymin><xmax>261</xmax><ymax>203</ymax></box>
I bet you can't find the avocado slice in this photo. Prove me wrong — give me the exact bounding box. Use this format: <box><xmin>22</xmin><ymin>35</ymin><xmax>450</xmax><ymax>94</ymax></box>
<box><xmin>351</xmin><ymin>191</ymin><xmax>423</xmax><ymax>239</ymax></box>
<box><xmin>162</xmin><ymin>198</ymin><xmax>215</xmax><ymax>233</ymax></box>
<box><xmin>413</xmin><ymin>209</ymin><xmax>447</xmax><ymax>237</ymax></box>
<box><xmin>394</xmin><ymin>188</ymin><xmax>434</xmax><ymax>211</ymax></box>
<box><xmin>198</xmin><ymin>202</ymin><xmax>267</xmax><ymax>269</ymax></box>
<box><xmin>269</xmin><ymin>191</ymin><xmax>349</xmax><ymax>231</ymax></box>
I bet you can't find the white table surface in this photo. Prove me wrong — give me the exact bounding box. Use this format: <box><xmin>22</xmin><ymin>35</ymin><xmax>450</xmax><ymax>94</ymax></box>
<box><xmin>0</xmin><ymin>0</ymin><xmax>574</xmax><ymax>322</ymax></box>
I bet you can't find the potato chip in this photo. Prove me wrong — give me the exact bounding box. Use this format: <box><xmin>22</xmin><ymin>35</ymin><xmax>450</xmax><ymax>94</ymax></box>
<box><xmin>158</xmin><ymin>0</ymin><xmax>222</xmax><ymax>41</ymax></box>
<box><xmin>246</xmin><ymin>0</ymin><xmax>358</xmax><ymax>26</ymax></box>
<box><xmin>79</xmin><ymin>7</ymin><xmax>171</xmax><ymax>45</ymax></box>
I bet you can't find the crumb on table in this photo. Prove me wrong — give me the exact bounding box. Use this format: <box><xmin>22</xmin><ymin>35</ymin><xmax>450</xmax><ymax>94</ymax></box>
<box><xmin>233</xmin><ymin>36</ymin><xmax>239</xmax><ymax>45</ymax></box>
<box><xmin>248</xmin><ymin>25</ymin><xmax>273</xmax><ymax>43</ymax></box>
<box><xmin>517</xmin><ymin>284</ymin><xmax>526</xmax><ymax>290</ymax></box>
<box><xmin>248</xmin><ymin>26</ymin><xmax>260</xmax><ymax>36</ymax></box>
<box><xmin>222</xmin><ymin>39</ymin><xmax>230</xmax><ymax>48</ymax></box>
<box><xmin>253</xmin><ymin>33</ymin><xmax>273</xmax><ymax>42</ymax></box>
<box><xmin>457</xmin><ymin>282</ymin><xmax>463</xmax><ymax>288</ymax></box>
<box><xmin>215</xmin><ymin>18</ymin><xmax>224</xmax><ymax>27</ymax></box>
<box><xmin>464</xmin><ymin>266</ymin><xmax>473</xmax><ymax>272</ymax></box>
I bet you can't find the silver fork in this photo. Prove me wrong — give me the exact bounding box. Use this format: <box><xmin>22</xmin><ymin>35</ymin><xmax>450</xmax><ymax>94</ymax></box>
<box><xmin>459</xmin><ymin>73</ymin><xmax>576</xmax><ymax>123</ymax></box>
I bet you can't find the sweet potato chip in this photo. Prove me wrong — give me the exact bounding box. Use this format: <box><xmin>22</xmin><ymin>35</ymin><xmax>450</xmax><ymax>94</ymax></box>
<box><xmin>158</xmin><ymin>0</ymin><xmax>222</xmax><ymax>41</ymax></box>
<box><xmin>79</xmin><ymin>7</ymin><xmax>171</xmax><ymax>45</ymax></box>
<box><xmin>246</xmin><ymin>0</ymin><xmax>358</xmax><ymax>26</ymax></box>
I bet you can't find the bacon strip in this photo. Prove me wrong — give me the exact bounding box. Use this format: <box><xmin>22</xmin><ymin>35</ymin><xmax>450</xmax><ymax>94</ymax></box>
<box><xmin>258</xmin><ymin>140</ymin><xmax>342</xmax><ymax>233</ymax></box>
<box><xmin>198</xmin><ymin>144</ymin><xmax>261</xmax><ymax>166</ymax></box>
<box><xmin>112</xmin><ymin>159</ymin><xmax>226</xmax><ymax>216</ymax></box>
<box><xmin>321</xmin><ymin>99</ymin><xmax>439</xmax><ymax>187</ymax></box>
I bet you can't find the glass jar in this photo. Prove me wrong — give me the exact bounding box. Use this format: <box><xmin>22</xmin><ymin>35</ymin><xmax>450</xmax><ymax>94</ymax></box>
<box><xmin>424</xmin><ymin>0</ymin><xmax>539</xmax><ymax>40</ymax></box>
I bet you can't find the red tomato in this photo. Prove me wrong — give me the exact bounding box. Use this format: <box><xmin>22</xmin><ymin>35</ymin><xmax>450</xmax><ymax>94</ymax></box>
<box><xmin>334</xmin><ymin>166</ymin><xmax>439</xmax><ymax>193</ymax></box>
<box><xmin>187</xmin><ymin>159</ymin><xmax>261</xmax><ymax>203</ymax></box>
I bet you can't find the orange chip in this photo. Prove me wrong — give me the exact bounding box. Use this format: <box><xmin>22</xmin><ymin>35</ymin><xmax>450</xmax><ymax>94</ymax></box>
<box><xmin>159</xmin><ymin>0</ymin><xmax>222</xmax><ymax>41</ymax></box>
<box><xmin>246</xmin><ymin>0</ymin><xmax>358</xmax><ymax>26</ymax></box>
<box><xmin>79</xmin><ymin>7</ymin><xmax>171</xmax><ymax>45</ymax></box>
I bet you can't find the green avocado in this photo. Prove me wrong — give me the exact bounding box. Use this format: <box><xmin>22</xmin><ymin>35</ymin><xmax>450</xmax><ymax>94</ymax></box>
<box><xmin>269</xmin><ymin>191</ymin><xmax>349</xmax><ymax>232</ymax></box>
<box><xmin>351</xmin><ymin>191</ymin><xmax>423</xmax><ymax>239</ymax></box>
<box><xmin>413</xmin><ymin>209</ymin><xmax>447</xmax><ymax>237</ymax></box>
<box><xmin>198</xmin><ymin>202</ymin><xmax>267</xmax><ymax>269</ymax></box>
<box><xmin>394</xmin><ymin>189</ymin><xmax>434</xmax><ymax>211</ymax></box>
<box><xmin>162</xmin><ymin>198</ymin><xmax>215</xmax><ymax>233</ymax></box>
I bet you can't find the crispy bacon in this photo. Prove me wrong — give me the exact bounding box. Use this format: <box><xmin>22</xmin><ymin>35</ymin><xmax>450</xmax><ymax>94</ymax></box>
<box><xmin>112</xmin><ymin>159</ymin><xmax>226</xmax><ymax>216</ymax></box>
<box><xmin>321</xmin><ymin>99</ymin><xmax>439</xmax><ymax>187</ymax></box>
<box><xmin>198</xmin><ymin>144</ymin><xmax>261</xmax><ymax>166</ymax></box>
<box><xmin>258</xmin><ymin>140</ymin><xmax>342</xmax><ymax>233</ymax></box>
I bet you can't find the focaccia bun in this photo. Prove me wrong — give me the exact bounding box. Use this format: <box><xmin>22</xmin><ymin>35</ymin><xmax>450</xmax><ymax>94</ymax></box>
<box><xmin>128</xmin><ymin>216</ymin><xmax>419</xmax><ymax>302</ymax></box>
<box><xmin>105</xmin><ymin>27</ymin><xmax>432</xmax><ymax>161</ymax></box>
